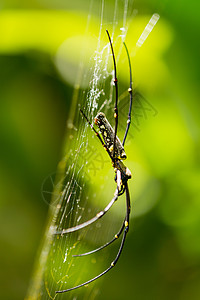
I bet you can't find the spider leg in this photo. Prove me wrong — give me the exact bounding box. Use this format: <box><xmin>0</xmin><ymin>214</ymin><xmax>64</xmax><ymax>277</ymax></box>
<box><xmin>106</xmin><ymin>30</ymin><xmax>118</xmax><ymax>167</ymax></box>
<box><xmin>72</xmin><ymin>218</ymin><xmax>125</xmax><ymax>257</ymax></box>
<box><xmin>122</xmin><ymin>42</ymin><xmax>133</xmax><ymax>147</ymax></box>
<box><xmin>72</xmin><ymin>184</ymin><xmax>126</xmax><ymax>256</ymax></box>
<box><xmin>55</xmin><ymin>187</ymin><xmax>119</xmax><ymax>235</ymax></box>
<box><xmin>55</xmin><ymin>182</ymin><xmax>130</xmax><ymax>294</ymax></box>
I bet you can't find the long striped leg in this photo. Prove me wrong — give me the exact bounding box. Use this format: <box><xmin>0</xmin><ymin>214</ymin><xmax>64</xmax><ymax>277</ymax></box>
<box><xmin>55</xmin><ymin>182</ymin><xmax>130</xmax><ymax>293</ymax></box>
<box><xmin>122</xmin><ymin>42</ymin><xmax>133</xmax><ymax>147</ymax></box>
<box><xmin>73</xmin><ymin>218</ymin><xmax>125</xmax><ymax>257</ymax></box>
<box><xmin>55</xmin><ymin>187</ymin><xmax>119</xmax><ymax>235</ymax></box>
<box><xmin>106</xmin><ymin>30</ymin><xmax>119</xmax><ymax>167</ymax></box>
<box><xmin>72</xmin><ymin>186</ymin><xmax>126</xmax><ymax>256</ymax></box>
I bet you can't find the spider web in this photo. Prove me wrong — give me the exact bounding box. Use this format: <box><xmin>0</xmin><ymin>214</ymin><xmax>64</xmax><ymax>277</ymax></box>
<box><xmin>26</xmin><ymin>2</ymin><xmax>159</xmax><ymax>299</ymax></box>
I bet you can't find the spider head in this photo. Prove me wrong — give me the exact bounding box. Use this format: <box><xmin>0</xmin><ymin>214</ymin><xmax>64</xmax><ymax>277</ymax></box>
<box><xmin>94</xmin><ymin>112</ymin><xmax>106</xmax><ymax>125</ymax></box>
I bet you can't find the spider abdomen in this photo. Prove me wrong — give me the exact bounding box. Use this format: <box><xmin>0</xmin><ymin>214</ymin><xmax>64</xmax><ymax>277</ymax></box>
<box><xmin>94</xmin><ymin>112</ymin><xmax>126</xmax><ymax>160</ymax></box>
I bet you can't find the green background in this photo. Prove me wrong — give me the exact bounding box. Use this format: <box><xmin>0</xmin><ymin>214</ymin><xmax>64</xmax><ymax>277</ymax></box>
<box><xmin>0</xmin><ymin>0</ymin><xmax>199</xmax><ymax>299</ymax></box>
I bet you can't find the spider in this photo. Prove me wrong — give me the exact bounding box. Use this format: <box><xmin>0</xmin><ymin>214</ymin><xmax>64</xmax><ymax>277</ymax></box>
<box><xmin>55</xmin><ymin>30</ymin><xmax>133</xmax><ymax>294</ymax></box>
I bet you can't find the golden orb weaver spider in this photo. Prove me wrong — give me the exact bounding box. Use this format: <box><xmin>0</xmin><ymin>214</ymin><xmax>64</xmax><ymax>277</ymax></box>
<box><xmin>55</xmin><ymin>30</ymin><xmax>133</xmax><ymax>294</ymax></box>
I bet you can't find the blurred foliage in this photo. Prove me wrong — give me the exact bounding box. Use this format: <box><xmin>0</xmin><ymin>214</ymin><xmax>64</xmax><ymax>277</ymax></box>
<box><xmin>0</xmin><ymin>0</ymin><xmax>199</xmax><ymax>300</ymax></box>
